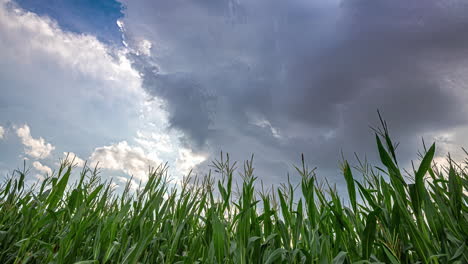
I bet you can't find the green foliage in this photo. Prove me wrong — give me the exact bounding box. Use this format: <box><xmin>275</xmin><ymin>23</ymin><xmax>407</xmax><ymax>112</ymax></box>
<box><xmin>0</xmin><ymin>127</ymin><xmax>467</xmax><ymax>263</ymax></box>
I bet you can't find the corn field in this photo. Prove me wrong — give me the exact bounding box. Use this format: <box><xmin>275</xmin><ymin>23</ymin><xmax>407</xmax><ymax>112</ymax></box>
<box><xmin>0</xmin><ymin>122</ymin><xmax>467</xmax><ymax>263</ymax></box>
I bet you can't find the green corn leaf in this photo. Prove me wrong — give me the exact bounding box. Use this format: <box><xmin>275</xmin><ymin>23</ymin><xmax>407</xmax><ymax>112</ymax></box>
<box><xmin>343</xmin><ymin>161</ymin><xmax>357</xmax><ymax>212</ymax></box>
<box><xmin>264</xmin><ymin>248</ymin><xmax>285</xmax><ymax>264</ymax></box>
<box><xmin>46</xmin><ymin>166</ymin><xmax>71</xmax><ymax>208</ymax></box>
<box><xmin>362</xmin><ymin>208</ymin><xmax>381</xmax><ymax>260</ymax></box>
<box><xmin>376</xmin><ymin>135</ymin><xmax>406</xmax><ymax>187</ymax></box>
<box><xmin>332</xmin><ymin>251</ymin><xmax>348</xmax><ymax>264</ymax></box>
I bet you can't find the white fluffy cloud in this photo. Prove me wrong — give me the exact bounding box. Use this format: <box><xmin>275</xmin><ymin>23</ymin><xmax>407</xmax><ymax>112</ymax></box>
<box><xmin>0</xmin><ymin>0</ymin><xmax>206</xmax><ymax>183</ymax></box>
<box><xmin>16</xmin><ymin>124</ymin><xmax>55</xmax><ymax>159</ymax></box>
<box><xmin>90</xmin><ymin>141</ymin><xmax>163</xmax><ymax>182</ymax></box>
<box><xmin>175</xmin><ymin>148</ymin><xmax>207</xmax><ymax>176</ymax></box>
<box><xmin>0</xmin><ymin>1</ymin><xmax>142</xmax><ymax>98</ymax></box>
<box><xmin>32</xmin><ymin>160</ymin><xmax>52</xmax><ymax>175</ymax></box>
<box><xmin>63</xmin><ymin>152</ymin><xmax>86</xmax><ymax>167</ymax></box>
<box><xmin>0</xmin><ymin>126</ymin><xmax>4</xmax><ymax>139</ymax></box>
<box><xmin>115</xmin><ymin>175</ymin><xmax>140</xmax><ymax>191</ymax></box>
<box><xmin>134</xmin><ymin>130</ymin><xmax>174</xmax><ymax>154</ymax></box>
<box><xmin>0</xmin><ymin>0</ymin><xmax>148</xmax><ymax>151</ymax></box>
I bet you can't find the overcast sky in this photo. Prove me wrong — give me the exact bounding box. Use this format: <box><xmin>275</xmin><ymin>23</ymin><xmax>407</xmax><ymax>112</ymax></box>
<box><xmin>1</xmin><ymin>0</ymin><xmax>468</xmax><ymax>191</ymax></box>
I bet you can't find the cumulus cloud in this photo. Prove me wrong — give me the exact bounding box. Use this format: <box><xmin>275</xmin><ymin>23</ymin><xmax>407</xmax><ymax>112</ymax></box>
<box><xmin>115</xmin><ymin>175</ymin><xmax>141</xmax><ymax>191</ymax></box>
<box><xmin>0</xmin><ymin>126</ymin><xmax>4</xmax><ymax>139</ymax></box>
<box><xmin>175</xmin><ymin>148</ymin><xmax>207</xmax><ymax>176</ymax></box>
<box><xmin>0</xmin><ymin>2</ymin><xmax>140</xmax><ymax>95</ymax></box>
<box><xmin>16</xmin><ymin>124</ymin><xmax>54</xmax><ymax>159</ymax></box>
<box><xmin>0</xmin><ymin>0</ymin><xmax>190</xmax><ymax>183</ymax></box>
<box><xmin>63</xmin><ymin>152</ymin><xmax>86</xmax><ymax>167</ymax></box>
<box><xmin>0</xmin><ymin>0</ymin><xmax>150</xmax><ymax>158</ymax></box>
<box><xmin>32</xmin><ymin>160</ymin><xmax>52</xmax><ymax>175</ymax></box>
<box><xmin>90</xmin><ymin>133</ymin><xmax>206</xmax><ymax>181</ymax></box>
<box><xmin>134</xmin><ymin>129</ymin><xmax>174</xmax><ymax>154</ymax></box>
<box><xmin>90</xmin><ymin>141</ymin><xmax>163</xmax><ymax>182</ymax></box>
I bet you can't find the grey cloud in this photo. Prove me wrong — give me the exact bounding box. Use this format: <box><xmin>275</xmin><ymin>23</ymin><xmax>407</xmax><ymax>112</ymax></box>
<box><xmin>128</xmin><ymin>54</ymin><xmax>215</xmax><ymax>147</ymax></box>
<box><xmin>120</xmin><ymin>0</ymin><xmax>468</xmax><ymax>183</ymax></box>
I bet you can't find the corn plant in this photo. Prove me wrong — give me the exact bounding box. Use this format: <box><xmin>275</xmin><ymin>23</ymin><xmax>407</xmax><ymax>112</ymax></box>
<box><xmin>0</xmin><ymin>122</ymin><xmax>466</xmax><ymax>263</ymax></box>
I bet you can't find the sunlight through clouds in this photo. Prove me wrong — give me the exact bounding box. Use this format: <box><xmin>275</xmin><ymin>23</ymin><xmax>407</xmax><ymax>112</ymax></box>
<box><xmin>0</xmin><ymin>0</ymin><xmax>200</xmax><ymax>183</ymax></box>
<box><xmin>90</xmin><ymin>141</ymin><xmax>163</xmax><ymax>182</ymax></box>
<box><xmin>175</xmin><ymin>148</ymin><xmax>207</xmax><ymax>176</ymax></box>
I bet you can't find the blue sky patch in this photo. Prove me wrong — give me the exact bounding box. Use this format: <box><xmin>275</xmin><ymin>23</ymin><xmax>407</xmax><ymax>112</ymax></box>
<box><xmin>15</xmin><ymin>0</ymin><xmax>124</xmax><ymax>45</ymax></box>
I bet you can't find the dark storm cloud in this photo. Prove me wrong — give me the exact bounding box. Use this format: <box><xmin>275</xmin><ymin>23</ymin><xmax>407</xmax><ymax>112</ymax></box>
<box><xmin>128</xmin><ymin>54</ymin><xmax>214</xmax><ymax>147</ymax></box>
<box><xmin>121</xmin><ymin>0</ymin><xmax>468</xmax><ymax>183</ymax></box>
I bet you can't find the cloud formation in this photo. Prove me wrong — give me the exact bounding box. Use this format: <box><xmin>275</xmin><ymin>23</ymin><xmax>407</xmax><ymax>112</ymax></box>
<box><xmin>0</xmin><ymin>126</ymin><xmax>4</xmax><ymax>139</ymax></box>
<box><xmin>175</xmin><ymin>148</ymin><xmax>207</xmax><ymax>176</ymax></box>
<box><xmin>0</xmin><ymin>0</ymin><xmax>210</xmax><ymax>183</ymax></box>
<box><xmin>63</xmin><ymin>152</ymin><xmax>86</xmax><ymax>167</ymax></box>
<box><xmin>2</xmin><ymin>0</ymin><xmax>468</xmax><ymax>188</ymax></box>
<box><xmin>16</xmin><ymin>125</ymin><xmax>55</xmax><ymax>159</ymax></box>
<box><xmin>0</xmin><ymin>0</ymin><xmax>146</xmax><ymax>155</ymax></box>
<box><xmin>117</xmin><ymin>0</ymin><xmax>468</xmax><ymax>183</ymax></box>
<box><xmin>32</xmin><ymin>160</ymin><xmax>52</xmax><ymax>175</ymax></box>
<box><xmin>90</xmin><ymin>141</ymin><xmax>163</xmax><ymax>182</ymax></box>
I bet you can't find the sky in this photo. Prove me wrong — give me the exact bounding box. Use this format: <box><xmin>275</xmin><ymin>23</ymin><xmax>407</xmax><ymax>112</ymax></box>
<box><xmin>1</xmin><ymin>0</ymin><xmax>468</xmax><ymax>192</ymax></box>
